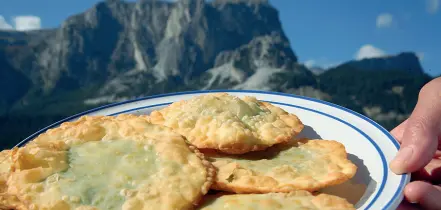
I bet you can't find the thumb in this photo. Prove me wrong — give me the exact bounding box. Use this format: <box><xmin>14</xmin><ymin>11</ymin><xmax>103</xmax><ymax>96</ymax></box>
<box><xmin>390</xmin><ymin>77</ymin><xmax>441</xmax><ymax>174</ymax></box>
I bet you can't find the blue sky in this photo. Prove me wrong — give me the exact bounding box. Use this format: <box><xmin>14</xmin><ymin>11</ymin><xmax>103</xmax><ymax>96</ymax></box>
<box><xmin>0</xmin><ymin>0</ymin><xmax>440</xmax><ymax>76</ymax></box>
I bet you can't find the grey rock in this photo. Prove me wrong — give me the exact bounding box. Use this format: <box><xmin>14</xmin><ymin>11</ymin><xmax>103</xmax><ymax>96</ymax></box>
<box><xmin>0</xmin><ymin>52</ymin><xmax>31</xmax><ymax>114</ymax></box>
<box><xmin>214</xmin><ymin>32</ymin><xmax>297</xmax><ymax>69</ymax></box>
<box><xmin>201</xmin><ymin>32</ymin><xmax>301</xmax><ymax>90</ymax></box>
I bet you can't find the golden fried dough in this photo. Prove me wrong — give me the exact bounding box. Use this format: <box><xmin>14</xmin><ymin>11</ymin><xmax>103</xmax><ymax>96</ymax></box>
<box><xmin>0</xmin><ymin>149</ymin><xmax>11</xmax><ymax>193</ymax></box>
<box><xmin>150</xmin><ymin>93</ymin><xmax>304</xmax><ymax>154</ymax></box>
<box><xmin>1</xmin><ymin>149</ymin><xmax>26</xmax><ymax>210</ymax></box>
<box><xmin>4</xmin><ymin>115</ymin><xmax>215</xmax><ymax>210</ymax></box>
<box><xmin>197</xmin><ymin>191</ymin><xmax>355</xmax><ymax>210</ymax></box>
<box><xmin>207</xmin><ymin>139</ymin><xmax>357</xmax><ymax>193</ymax></box>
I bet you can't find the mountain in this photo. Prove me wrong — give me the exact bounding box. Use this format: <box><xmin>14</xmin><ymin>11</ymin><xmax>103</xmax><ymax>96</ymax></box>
<box><xmin>0</xmin><ymin>52</ymin><xmax>31</xmax><ymax>115</ymax></box>
<box><xmin>1</xmin><ymin>0</ymin><xmax>305</xmax><ymax>110</ymax></box>
<box><xmin>308</xmin><ymin>66</ymin><xmax>326</xmax><ymax>75</ymax></box>
<box><xmin>0</xmin><ymin>0</ymin><xmax>432</xmax><ymax>149</ymax></box>
<box><xmin>318</xmin><ymin>65</ymin><xmax>431</xmax><ymax>129</ymax></box>
<box><xmin>338</xmin><ymin>52</ymin><xmax>424</xmax><ymax>73</ymax></box>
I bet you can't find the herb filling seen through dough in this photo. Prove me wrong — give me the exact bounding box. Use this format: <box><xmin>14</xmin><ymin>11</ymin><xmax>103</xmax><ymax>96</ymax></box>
<box><xmin>43</xmin><ymin>140</ymin><xmax>160</xmax><ymax>210</ymax></box>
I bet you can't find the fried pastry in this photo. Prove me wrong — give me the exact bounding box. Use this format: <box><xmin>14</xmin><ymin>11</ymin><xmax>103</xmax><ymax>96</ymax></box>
<box><xmin>0</xmin><ymin>149</ymin><xmax>26</xmax><ymax>210</ymax></box>
<box><xmin>0</xmin><ymin>149</ymin><xmax>11</xmax><ymax>193</ymax></box>
<box><xmin>150</xmin><ymin>93</ymin><xmax>304</xmax><ymax>154</ymax></box>
<box><xmin>4</xmin><ymin>115</ymin><xmax>215</xmax><ymax>210</ymax></box>
<box><xmin>197</xmin><ymin>191</ymin><xmax>355</xmax><ymax>210</ymax></box>
<box><xmin>206</xmin><ymin>139</ymin><xmax>357</xmax><ymax>193</ymax></box>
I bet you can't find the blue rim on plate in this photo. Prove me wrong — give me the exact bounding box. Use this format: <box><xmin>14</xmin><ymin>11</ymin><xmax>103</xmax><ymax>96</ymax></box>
<box><xmin>16</xmin><ymin>90</ymin><xmax>409</xmax><ymax>210</ymax></box>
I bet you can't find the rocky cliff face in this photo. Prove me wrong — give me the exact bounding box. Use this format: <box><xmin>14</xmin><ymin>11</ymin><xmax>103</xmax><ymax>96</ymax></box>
<box><xmin>1</xmin><ymin>0</ymin><xmax>304</xmax><ymax>109</ymax></box>
<box><xmin>0</xmin><ymin>52</ymin><xmax>31</xmax><ymax>115</ymax></box>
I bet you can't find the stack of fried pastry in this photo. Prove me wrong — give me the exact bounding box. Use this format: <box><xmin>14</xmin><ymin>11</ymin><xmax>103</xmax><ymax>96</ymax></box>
<box><xmin>0</xmin><ymin>93</ymin><xmax>358</xmax><ymax>210</ymax></box>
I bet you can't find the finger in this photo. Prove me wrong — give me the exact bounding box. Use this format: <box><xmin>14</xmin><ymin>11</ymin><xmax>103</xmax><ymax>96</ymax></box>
<box><xmin>435</xmin><ymin>150</ymin><xmax>441</xmax><ymax>158</ymax></box>
<box><xmin>435</xmin><ymin>151</ymin><xmax>441</xmax><ymax>158</ymax></box>
<box><xmin>390</xmin><ymin>77</ymin><xmax>441</xmax><ymax>174</ymax></box>
<box><xmin>434</xmin><ymin>136</ymin><xmax>441</xmax><ymax>158</ymax></box>
<box><xmin>396</xmin><ymin>200</ymin><xmax>421</xmax><ymax>210</ymax></box>
<box><xmin>411</xmin><ymin>158</ymin><xmax>441</xmax><ymax>184</ymax></box>
<box><xmin>391</xmin><ymin>119</ymin><xmax>408</xmax><ymax>143</ymax></box>
<box><xmin>404</xmin><ymin>181</ymin><xmax>441</xmax><ymax>210</ymax></box>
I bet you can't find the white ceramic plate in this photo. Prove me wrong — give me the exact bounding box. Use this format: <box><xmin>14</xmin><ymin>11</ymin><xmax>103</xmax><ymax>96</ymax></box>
<box><xmin>18</xmin><ymin>90</ymin><xmax>410</xmax><ymax>210</ymax></box>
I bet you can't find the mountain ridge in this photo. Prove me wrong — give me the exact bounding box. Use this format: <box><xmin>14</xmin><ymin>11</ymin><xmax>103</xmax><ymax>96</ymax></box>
<box><xmin>337</xmin><ymin>52</ymin><xmax>423</xmax><ymax>73</ymax></box>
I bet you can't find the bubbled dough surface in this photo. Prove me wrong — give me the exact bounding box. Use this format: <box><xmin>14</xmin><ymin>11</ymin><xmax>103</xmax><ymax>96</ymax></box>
<box><xmin>198</xmin><ymin>191</ymin><xmax>355</xmax><ymax>210</ymax></box>
<box><xmin>209</xmin><ymin>139</ymin><xmax>357</xmax><ymax>193</ymax></box>
<box><xmin>1</xmin><ymin>149</ymin><xmax>27</xmax><ymax>210</ymax></box>
<box><xmin>150</xmin><ymin>93</ymin><xmax>304</xmax><ymax>154</ymax></box>
<box><xmin>0</xmin><ymin>149</ymin><xmax>11</xmax><ymax>190</ymax></box>
<box><xmin>5</xmin><ymin>115</ymin><xmax>214</xmax><ymax>210</ymax></box>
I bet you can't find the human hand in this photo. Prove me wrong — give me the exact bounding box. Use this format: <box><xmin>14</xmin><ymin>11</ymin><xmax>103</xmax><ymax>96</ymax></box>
<box><xmin>389</xmin><ymin>77</ymin><xmax>441</xmax><ymax>210</ymax></box>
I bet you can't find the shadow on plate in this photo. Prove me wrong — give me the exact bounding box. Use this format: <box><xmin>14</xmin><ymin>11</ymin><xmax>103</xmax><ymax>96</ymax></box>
<box><xmin>319</xmin><ymin>153</ymin><xmax>376</xmax><ymax>208</ymax></box>
<box><xmin>297</xmin><ymin>125</ymin><xmax>322</xmax><ymax>139</ymax></box>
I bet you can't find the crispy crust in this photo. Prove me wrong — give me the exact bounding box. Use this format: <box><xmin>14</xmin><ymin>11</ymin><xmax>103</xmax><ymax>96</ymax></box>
<box><xmin>149</xmin><ymin>93</ymin><xmax>304</xmax><ymax>154</ymax></box>
<box><xmin>197</xmin><ymin>191</ymin><xmax>355</xmax><ymax>210</ymax></box>
<box><xmin>184</xmin><ymin>142</ymin><xmax>217</xmax><ymax>205</ymax></box>
<box><xmin>207</xmin><ymin>139</ymin><xmax>357</xmax><ymax>193</ymax></box>
<box><xmin>4</xmin><ymin>115</ymin><xmax>215</xmax><ymax>210</ymax></box>
<box><xmin>0</xmin><ymin>149</ymin><xmax>27</xmax><ymax>210</ymax></box>
<box><xmin>0</xmin><ymin>149</ymin><xmax>12</xmax><ymax>193</ymax></box>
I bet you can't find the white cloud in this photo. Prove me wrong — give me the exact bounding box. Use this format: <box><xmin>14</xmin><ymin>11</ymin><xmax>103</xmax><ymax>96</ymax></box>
<box><xmin>303</xmin><ymin>59</ymin><xmax>340</xmax><ymax>69</ymax></box>
<box><xmin>376</xmin><ymin>13</ymin><xmax>393</xmax><ymax>28</ymax></box>
<box><xmin>417</xmin><ymin>52</ymin><xmax>425</xmax><ymax>61</ymax></box>
<box><xmin>355</xmin><ymin>44</ymin><xmax>386</xmax><ymax>60</ymax></box>
<box><xmin>304</xmin><ymin>60</ymin><xmax>316</xmax><ymax>68</ymax></box>
<box><xmin>0</xmin><ymin>16</ymin><xmax>13</xmax><ymax>30</ymax></box>
<box><xmin>427</xmin><ymin>0</ymin><xmax>439</xmax><ymax>14</ymax></box>
<box><xmin>14</xmin><ymin>16</ymin><xmax>41</xmax><ymax>31</ymax></box>
<box><xmin>0</xmin><ymin>15</ymin><xmax>42</xmax><ymax>31</ymax></box>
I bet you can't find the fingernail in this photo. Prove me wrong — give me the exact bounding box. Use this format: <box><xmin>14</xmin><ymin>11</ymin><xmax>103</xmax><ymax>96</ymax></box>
<box><xmin>390</xmin><ymin>146</ymin><xmax>414</xmax><ymax>174</ymax></box>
